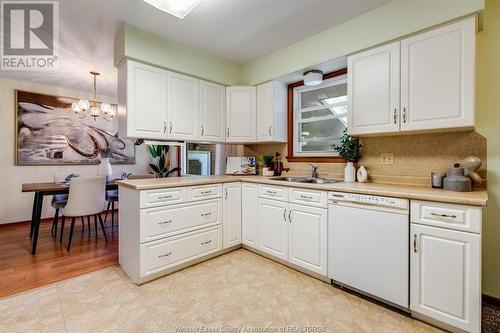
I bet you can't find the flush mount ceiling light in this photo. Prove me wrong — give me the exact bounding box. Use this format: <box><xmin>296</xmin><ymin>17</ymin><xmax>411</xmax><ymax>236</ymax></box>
<box><xmin>143</xmin><ymin>0</ymin><xmax>203</xmax><ymax>19</ymax></box>
<box><xmin>303</xmin><ymin>70</ymin><xmax>323</xmax><ymax>86</ymax></box>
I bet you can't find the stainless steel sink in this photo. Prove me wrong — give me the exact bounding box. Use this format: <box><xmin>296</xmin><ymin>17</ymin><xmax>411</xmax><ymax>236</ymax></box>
<box><xmin>270</xmin><ymin>176</ymin><xmax>337</xmax><ymax>184</ymax></box>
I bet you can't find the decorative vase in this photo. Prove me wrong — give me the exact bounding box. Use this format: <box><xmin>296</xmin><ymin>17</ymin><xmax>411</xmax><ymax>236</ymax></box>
<box><xmin>357</xmin><ymin>165</ymin><xmax>368</xmax><ymax>183</ymax></box>
<box><xmin>344</xmin><ymin>162</ymin><xmax>356</xmax><ymax>182</ymax></box>
<box><xmin>97</xmin><ymin>157</ymin><xmax>112</xmax><ymax>181</ymax></box>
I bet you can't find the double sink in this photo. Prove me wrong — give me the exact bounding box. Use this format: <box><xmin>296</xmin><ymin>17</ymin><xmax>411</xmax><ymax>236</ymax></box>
<box><xmin>270</xmin><ymin>176</ymin><xmax>338</xmax><ymax>184</ymax></box>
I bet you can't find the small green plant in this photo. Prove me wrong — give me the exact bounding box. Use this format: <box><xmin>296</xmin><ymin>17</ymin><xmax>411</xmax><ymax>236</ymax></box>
<box><xmin>148</xmin><ymin>145</ymin><xmax>181</xmax><ymax>178</ymax></box>
<box><xmin>332</xmin><ymin>130</ymin><xmax>362</xmax><ymax>162</ymax></box>
<box><xmin>258</xmin><ymin>155</ymin><xmax>274</xmax><ymax>167</ymax></box>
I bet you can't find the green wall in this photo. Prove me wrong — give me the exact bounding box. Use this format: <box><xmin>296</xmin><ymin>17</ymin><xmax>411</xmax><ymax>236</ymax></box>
<box><xmin>115</xmin><ymin>24</ymin><xmax>241</xmax><ymax>85</ymax></box>
<box><xmin>240</xmin><ymin>0</ymin><xmax>484</xmax><ymax>85</ymax></box>
<box><xmin>476</xmin><ymin>0</ymin><xmax>500</xmax><ymax>298</ymax></box>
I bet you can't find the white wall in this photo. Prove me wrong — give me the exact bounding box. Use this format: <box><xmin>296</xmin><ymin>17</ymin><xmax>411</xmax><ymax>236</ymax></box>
<box><xmin>0</xmin><ymin>78</ymin><xmax>150</xmax><ymax>224</ymax></box>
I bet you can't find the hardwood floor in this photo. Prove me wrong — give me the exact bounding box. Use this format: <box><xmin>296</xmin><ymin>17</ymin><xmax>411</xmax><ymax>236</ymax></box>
<box><xmin>0</xmin><ymin>211</ymin><xmax>118</xmax><ymax>298</ymax></box>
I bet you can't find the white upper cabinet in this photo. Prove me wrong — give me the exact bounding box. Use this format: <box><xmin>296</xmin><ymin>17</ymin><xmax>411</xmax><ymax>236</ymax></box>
<box><xmin>226</xmin><ymin>86</ymin><xmax>256</xmax><ymax>142</ymax></box>
<box><xmin>167</xmin><ymin>72</ymin><xmax>198</xmax><ymax>140</ymax></box>
<box><xmin>410</xmin><ymin>223</ymin><xmax>481</xmax><ymax>333</ymax></box>
<box><xmin>401</xmin><ymin>17</ymin><xmax>475</xmax><ymax>132</ymax></box>
<box><xmin>347</xmin><ymin>42</ymin><xmax>401</xmax><ymax>135</ymax></box>
<box><xmin>118</xmin><ymin>59</ymin><xmax>168</xmax><ymax>139</ymax></box>
<box><xmin>256</xmin><ymin>81</ymin><xmax>287</xmax><ymax>142</ymax></box>
<box><xmin>347</xmin><ymin>16</ymin><xmax>476</xmax><ymax>136</ymax></box>
<box><xmin>198</xmin><ymin>80</ymin><xmax>225</xmax><ymax>142</ymax></box>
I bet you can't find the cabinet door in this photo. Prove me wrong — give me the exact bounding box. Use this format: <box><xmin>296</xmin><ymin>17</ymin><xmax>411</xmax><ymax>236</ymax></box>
<box><xmin>288</xmin><ymin>204</ymin><xmax>327</xmax><ymax>276</ymax></box>
<box><xmin>199</xmin><ymin>80</ymin><xmax>225</xmax><ymax>142</ymax></box>
<box><xmin>223</xmin><ymin>183</ymin><xmax>241</xmax><ymax>248</ymax></box>
<box><xmin>401</xmin><ymin>17</ymin><xmax>475</xmax><ymax>132</ymax></box>
<box><xmin>410</xmin><ymin>224</ymin><xmax>480</xmax><ymax>333</ymax></box>
<box><xmin>119</xmin><ymin>60</ymin><xmax>167</xmax><ymax>139</ymax></box>
<box><xmin>167</xmin><ymin>72</ymin><xmax>198</xmax><ymax>140</ymax></box>
<box><xmin>257</xmin><ymin>198</ymin><xmax>288</xmax><ymax>260</ymax></box>
<box><xmin>226</xmin><ymin>86</ymin><xmax>256</xmax><ymax>142</ymax></box>
<box><xmin>241</xmin><ymin>182</ymin><xmax>259</xmax><ymax>248</ymax></box>
<box><xmin>347</xmin><ymin>42</ymin><xmax>401</xmax><ymax>136</ymax></box>
<box><xmin>256</xmin><ymin>81</ymin><xmax>274</xmax><ymax>142</ymax></box>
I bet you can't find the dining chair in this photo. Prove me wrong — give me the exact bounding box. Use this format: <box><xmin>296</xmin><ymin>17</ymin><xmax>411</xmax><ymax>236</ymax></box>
<box><xmin>104</xmin><ymin>173</ymin><xmax>155</xmax><ymax>229</ymax></box>
<box><xmin>50</xmin><ymin>173</ymin><xmax>69</xmax><ymax>237</ymax></box>
<box><xmin>60</xmin><ymin>176</ymin><xmax>107</xmax><ymax>251</ymax></box>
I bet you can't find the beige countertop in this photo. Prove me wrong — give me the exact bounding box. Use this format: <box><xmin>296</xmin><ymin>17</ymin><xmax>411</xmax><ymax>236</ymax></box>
<box><xmin>116</xmin><ymin>175</ymin><xmax>488</xmax><ymax>206</ymax></box>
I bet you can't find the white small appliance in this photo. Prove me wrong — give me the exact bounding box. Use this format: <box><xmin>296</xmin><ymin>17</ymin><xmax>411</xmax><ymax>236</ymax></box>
<box><xmin>328</xmin><ymin>191</ymin><xmax>410</xmax><ymax>310</ymax></box>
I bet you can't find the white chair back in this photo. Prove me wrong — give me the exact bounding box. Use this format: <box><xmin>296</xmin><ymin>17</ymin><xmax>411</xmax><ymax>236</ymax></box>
<box><xmin>62</xmin><ymin>176</ymin><xmax>106</xmax><ymax>217</ymax></box>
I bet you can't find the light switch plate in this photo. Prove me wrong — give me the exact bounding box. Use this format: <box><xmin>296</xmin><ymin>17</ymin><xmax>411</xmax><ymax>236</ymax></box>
<box><xmin>381</xmin><ymin>153</ymin><xmax>394</xmax><ymax>165</ymax></box>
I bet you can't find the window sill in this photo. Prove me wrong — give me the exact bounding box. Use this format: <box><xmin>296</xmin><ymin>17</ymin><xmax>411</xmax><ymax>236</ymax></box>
<box><xmin>286</xmin><ymin>156</ymin><xmax>346</xmax><ymax>163</ymax></box>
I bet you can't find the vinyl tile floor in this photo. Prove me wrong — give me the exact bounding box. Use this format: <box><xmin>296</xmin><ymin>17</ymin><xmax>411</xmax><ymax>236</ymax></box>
<box><xmin>0</xmin><ymin>249</ymin><xmax>449</xmax><ymax>333</ymax></box>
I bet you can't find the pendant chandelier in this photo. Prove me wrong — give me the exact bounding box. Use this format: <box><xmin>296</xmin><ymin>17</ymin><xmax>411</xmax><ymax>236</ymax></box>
<box><xmin>71</xmin><ymin>71</ymin><xmax>114</xmax><ymax>121</ymax></box>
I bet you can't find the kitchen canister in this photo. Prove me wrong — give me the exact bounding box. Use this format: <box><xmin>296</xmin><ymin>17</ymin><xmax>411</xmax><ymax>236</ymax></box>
<box><xmin>443</xmin><ymin>163</ymin><xmax>472</xmax><ymax>192</ymax></box>
<box><xmin>356</xmin><ymin>165</ymin><xmax>368</xmax><ymax>183</ymax></box>
<box><xmin>431</xmin><ymin>172</ymin><xmax>446</xmax><ymax>188</ymax></box>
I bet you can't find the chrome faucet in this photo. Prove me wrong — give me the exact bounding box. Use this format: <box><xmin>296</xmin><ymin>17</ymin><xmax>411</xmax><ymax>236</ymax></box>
<box><xmin>308</xmin><ymin>164</ymin><xmax>319</xmax><ymax>178</ymax></box>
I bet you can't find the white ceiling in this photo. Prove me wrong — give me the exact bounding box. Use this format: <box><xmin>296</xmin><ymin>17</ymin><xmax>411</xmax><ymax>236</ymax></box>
<box><xmin>0</xmin><ymin>0</ymin><xmax>392</xmax><ymax>97</ymax></box>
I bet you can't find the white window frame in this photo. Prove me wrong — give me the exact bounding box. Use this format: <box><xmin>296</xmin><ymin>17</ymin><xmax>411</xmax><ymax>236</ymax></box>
<box><xmin>293</xmin><ymin>74</ymin><xmax>347</xmax><ymax>157</ymax></box>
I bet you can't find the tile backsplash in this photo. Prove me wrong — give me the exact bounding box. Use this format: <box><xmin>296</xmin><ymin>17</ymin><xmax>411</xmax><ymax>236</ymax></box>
<box><xmin>244</xmin><ymin>131</ymin><xmax>487</xmax><ymax>187</ymax></box>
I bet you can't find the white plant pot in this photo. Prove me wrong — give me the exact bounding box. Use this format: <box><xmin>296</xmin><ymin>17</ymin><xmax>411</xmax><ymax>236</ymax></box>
<box><xmin>97</xmin><ymin>157</ymin><xmax>113</xmax><ymax>181</ymax></box>
<box><xmin>344</xmin><ymin>162</ymin><xmax>356</xmax><ymax>182</ymax></box>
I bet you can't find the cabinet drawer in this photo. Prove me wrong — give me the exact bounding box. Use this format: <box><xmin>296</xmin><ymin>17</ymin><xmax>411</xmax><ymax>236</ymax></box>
<box><xmin>258</xmin><ymin>184</ymin><xmax>288</xmax><ymax>201</ymax></box>
<box><xmin>411</xmin><ymin>200</ymin><xmax>481</xmax><ymax>233</ymax></box>
<box><xmin>140</xmin><ymin>225</ymin><xmax>222</xmax><ymax>277</ymax></box>
<box><xmin>140</xmin><ymin>199</ymin><xmax>222</xmax><ymax>243</ymax></box>
<box><xmin>187</xmin><ymin>184</ymin><xmax>222</xmax><ymax>201</ymax></box>
<box><xmin>140</xmin><ymin>187</ymin><xmax>186</xmax><ymax>208</ymax></box>
<box><xmin>289</xmin><ymin>188</ymin><xmax>327</xmax><ymax>208</ymax></box>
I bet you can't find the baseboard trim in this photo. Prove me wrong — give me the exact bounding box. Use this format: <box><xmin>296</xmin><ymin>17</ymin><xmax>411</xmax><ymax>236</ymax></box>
<box><xmin>483</xmin><ymin>293</ymin><xmax>500</xmax><ymax>306</ymax></box>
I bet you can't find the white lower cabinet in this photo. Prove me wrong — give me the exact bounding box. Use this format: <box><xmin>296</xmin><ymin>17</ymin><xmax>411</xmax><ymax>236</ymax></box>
<box><xmin>258</xmin><ymin>198</ymin><xmax>288</xmax><ymax>260</ymax></box>
<box><xmin>223</xmin><ymin>183</ymin><xmax>241</xmax><ymax>248</ymax></box>
<box><xmin>410</xmin><ymin>200</ymin><xmax>481</xmax><ymax>333</ymax></box>
<box><xmin>288</xmin><ymin>204</ymin><xmax>328</xmax><ymax>276</ymax></box>
<box><xmin>241</xmin><ymin>182</ymin><xmax>259</xmax><ymax>247</ymax></box>
<box><xmin>251</xmin><ymin>186</ymin><xmax>328</xmax><ymax>276</ymax></box>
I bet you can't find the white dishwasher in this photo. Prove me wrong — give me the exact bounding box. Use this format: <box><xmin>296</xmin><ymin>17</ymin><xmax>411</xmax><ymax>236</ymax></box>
<box><xmin>328</xmin><ymin>191</ymin><xmax>410</xmax><ymax>310</ymax></box>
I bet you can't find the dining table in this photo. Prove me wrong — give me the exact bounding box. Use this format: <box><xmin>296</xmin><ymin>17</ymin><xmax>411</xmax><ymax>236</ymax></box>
<box><xmin>22</xmin><ymin>181</ymin><xmax>119</xmax><ymax>255</ymax></box>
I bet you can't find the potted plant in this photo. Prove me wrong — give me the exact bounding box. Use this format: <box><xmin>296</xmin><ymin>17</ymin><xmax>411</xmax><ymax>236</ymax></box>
<box><xmin>332</xmin><ymin>130</ymin><xmax>362</xmax><ymax>182</ymax></box>
<box><xmin>258</xmin><ymin>155</ymin><xmax>274</xmax><ymax>176</ymax></box>
<box><xmin>148</xmin><ymin>145</ymin><xmax>181</xmax><ymax>178</ymax></box>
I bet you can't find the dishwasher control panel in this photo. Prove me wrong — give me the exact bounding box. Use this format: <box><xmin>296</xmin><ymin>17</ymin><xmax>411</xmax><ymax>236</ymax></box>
<box><xmin>328</xmin><ymin>192</ymin><xmax>409</xmax><ymax>209</ymax></box>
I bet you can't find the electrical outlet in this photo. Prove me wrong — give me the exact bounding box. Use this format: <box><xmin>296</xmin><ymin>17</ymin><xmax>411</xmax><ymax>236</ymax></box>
<box><xmin>381</xmin><ymin>153</ymin><xmax>394</xmax><ymax>165</ymax></box>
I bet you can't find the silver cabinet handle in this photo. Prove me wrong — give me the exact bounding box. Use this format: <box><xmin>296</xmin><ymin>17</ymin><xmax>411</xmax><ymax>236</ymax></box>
<box><xmin>201</xmin><ymin>212</ymin><xmax>212</xmax><ymax>217</ymax></box>
<box><xmin>226</xmin><ymin>128</ymin><xmax>230</xmax><ymax>138</ymax></box>
<box><xmin>430</xmin><ymin>212</ymin><xmax>457</xmax><ymax>219</ymax></box>
<box><xmin>201</xmin><ymin>240</ymin><xmax>212</xmax><ymax>245</ymax></box>
<box><xmin>266</xmin><ymin>190</ymin><xmax>277</xmax><ymax>195</ymax></box>
<box><xmin>288</xmin><ymin>209</ymin><xmax>292</xmax><ymax>223</ymax></box>
<box><xmin>402</xmin><ymin>107</ymin><xmax>407</xmax><ymax>123</ymax></box>
<box><xmin>224</xmin><ymin>188</ymin><xmax>228</xmax><ymax>199</ymax></box>
<box><xmin>163</xmin><ymin>121</ymin><xmax>167</xmax><ymax>133</ymax></box>
<box><xmin>393</xmin><ymin>108</ymin><xmax>397</xmax><ymax>124</ymax></box>
<box><xmin>158</xmin><ymin>195</ymin><xmax>172</xmax><ymax>199</ymax></box>
<box><xmin>158</xmin><ymin>252</ymin><xmax>172</xmax><ymax>258</ymax></box>
<box><xmin>283</xmin><ymin>209</ymin><xmax>286</xmax><ymax>222</ymax></box>
<box><xmin>413</xmin><ymin>234</ymin><xmax>418</xmax><ymax>253</ymax></box>
<box><xmin>200</xmin><ymin>190</ymin><xmax>213</xmax><ymax>195</ymax></box>
<box><xmin>158</xmin><ymin>220</ymin><xmax>172</xmax><ymax>225</ymax></box>
<box><xmin>268</xmin><ymin>125</ymin><xmax>272</xmax><ymax>136</ymax></box>
<box><xmin>201</xmin><ymin>125</ymin><xmax>204</xmax><ymax>136</ymax></box>
<box><xmin>169</xmin><ymin>122</ymin><xmax>173</xmax><ymax>134</ymax></box>
<box><xmin>299</xmin><ymin>195</ymin><xmax>313</xmax><ymax>200</ymax></box>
